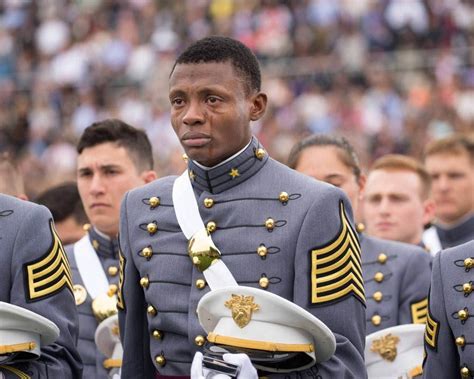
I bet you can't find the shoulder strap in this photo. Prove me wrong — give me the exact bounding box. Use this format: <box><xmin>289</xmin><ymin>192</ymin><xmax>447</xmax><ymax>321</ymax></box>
<box><xmin>173</xmin><ymin>170</ymin><xmax>237</xmax><ymax>290</ymax></box>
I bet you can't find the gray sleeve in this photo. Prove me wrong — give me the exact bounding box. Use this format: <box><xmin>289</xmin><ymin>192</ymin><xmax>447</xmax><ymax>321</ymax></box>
<box><xmin>118</xmin><ymin>192</ymin><xmax>155</xmax><ymax>378</ymax></box>
<box><xmin>422</xmin><ymin>251</ymin><xmax>458</xmax><ymax>378</ymax></box>
<box><xmin>398</xmin><ymin>249</ymin><xmax>431</xmax><ymax>324</ymax></box>
<box><xmin>0</xmin><ymin>203</ymin><xmax>82</xmax><ymax>379</ymax></box>
<box><xmin>289</xmin><ymin>190</ymin><xmax>366</xmax><ymax>378</ymax></box>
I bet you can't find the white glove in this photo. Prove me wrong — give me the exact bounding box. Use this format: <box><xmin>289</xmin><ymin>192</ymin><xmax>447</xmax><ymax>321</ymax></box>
<box><xmin>190</xmin><ymin>351</ymin><xmax>258</xmax><ymax>379</ymax></box>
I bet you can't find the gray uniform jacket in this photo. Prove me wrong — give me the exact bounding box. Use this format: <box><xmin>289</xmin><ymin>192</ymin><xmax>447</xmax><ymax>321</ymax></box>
<box><xmin>360</xmin><ymin>234</ymin><xmax>432</xmax><ymax>335</ymax></box>
<box><xmin>0</xmin><ymin>194</ymin><xmax>82</xmax><ymax>378</ymax></box>
<box><xmin>66</xmin><ymin>227</ymin><xmax>120</xmax><ymax>379</ymax></box>
<box><xmin>435</xmin><ymin>214</ymin><xmax>474</xmax><ymax>249</ymax></box>
<box><xmin>118</xmin><ymin>138</ymin><xmax>367</xmax><ymax>378</ymax></box>
<box><xmin>423</xmin><ymin>240</ymin><xmax>474</xmax><ymax>378</ymax></box>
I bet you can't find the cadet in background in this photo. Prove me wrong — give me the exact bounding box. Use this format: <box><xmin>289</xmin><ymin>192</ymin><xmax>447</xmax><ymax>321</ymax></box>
<box><xmin>35</xmin><ymin>182</ymin><xmax>89</xmax><ymax>245</ymax></box>
<box><xmin>363</xmin><ymin>154</ymin><xmax>437</xmax><ymax>252</ymax></box>
<box><xmin>289</xmin><ymin>134</ymin><xmax>431</xmax><ymax>334</ymax></box>
<box><xmin>422</xmin><ymin>240</ymin><xmax>474</xmax><ymax>378</ymax></box>
<box><xmin>66</xmin><ymin>119</ymin><xmax>156</xmax><ymax>379</ymax></box>
<box><xmin>423</xmin><ymin>133</ymin><xmax>474</xmax><ymax>249</ymax></box>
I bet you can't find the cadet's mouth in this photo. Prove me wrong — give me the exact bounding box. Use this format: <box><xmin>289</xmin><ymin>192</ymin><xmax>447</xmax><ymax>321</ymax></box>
<box><xmin>181</xmin><ymin>132</ymin><xmax>211</xmax><ymax>147</ymax></box>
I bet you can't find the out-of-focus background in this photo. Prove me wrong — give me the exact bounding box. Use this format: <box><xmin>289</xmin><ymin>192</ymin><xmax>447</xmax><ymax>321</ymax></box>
<box><xmin>0</xmin><ymin>0</ymin><xmax>473</xmax><ymax>198</ymax></box>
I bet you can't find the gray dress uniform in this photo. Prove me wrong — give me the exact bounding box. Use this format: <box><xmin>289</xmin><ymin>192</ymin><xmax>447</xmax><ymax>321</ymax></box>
<box><xmin>423</xmin><ymin>240</ymin><xmax>474</xmax><ymax>378</ymax></box>
<box><xmin>118</xmin><ymin>138</ymin><xmax>367</xmax><ymax>378</ymax></box>
<box><xmin>0</xmin><ymin>194</ymin><xmax>82</xmax><ymax>378</ymax></box>
<box><xmin>360</xmin><ymin>233</ymin><xmax>432</xmax><ymax>335</ymax></box>
<box><xmin>65</xmin><ymin>227</ymin><xmax>120</xmax><ymax>379</ymax></box>
<box><xmin>435</xmin><ymin>214</ymin><xmax>474</xmax><ymax>249</ymax></box>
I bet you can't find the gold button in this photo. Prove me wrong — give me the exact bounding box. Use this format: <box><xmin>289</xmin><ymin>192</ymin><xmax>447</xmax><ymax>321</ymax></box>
<box><xmin>152</xmin><ymin>330</ymin><xmax>163</xmax><ymax>340</ymax></box>
<box><xmin>155</xmin><ymin>355</ymin><xmax>166</xmax><ymax>366</ymax></box>
<box><xmin>461</xmin><ymin>366</ymin><xmax>470</xmax><ymax>378</ymax></box>
<box><xmin>255</xmin><ymin>148</ymin><xmax>266</xmax><ymax>160</ymax></box>
<box><xmin>265</xmin><ymin>218</ymin><xmax>275</xmax><ymax>231</ymax></box>
<box><xmin>196</xmin><ymin>279</ymin><xmax>206</xmax><ymax>289</ymax></box>
<box><xmin>464</xmin><ymin>258</ymin><xmax>474</xmax><ymax>269</ymax></box>
<box><xmin>92</xmin><ymin>240</ymin><xmax>99</xmax><ymax>250</ymax></box>
<box><xmin>373</xmin><ymin>291</ymin><xmax>383</xmax><ymax>302</ymax></box>
<box><xmin>204</xmin><ymin>198</ymin><xmax>214</xmax><ymax>208</ymax></box>
<box><xmin>149</xmin><ymin>196</ymin><xmax>160</xmax><ymax>208</ymax></box>
<box><xmin>83</xmin><ymin>223</ymin><xmax>91</xmax><ymax>232</ymax></box>
<box><xmin>279</xmin><ymin>192</ymin><xmax>289</xmax><ymax>203</ymax></box>
<box><xmin>456</xmin><ymin>336</ymin><xmax>466</xmax><ymax>347</ymax></box>
<box><xmin>147</xmin><ymin>305</ymin><xmax>157</xmax><ymax>316</ymax></box>
<box><xmin>259</xmin><ymin>277</ymin><xmax>269</xmax><ymax>289</ymax></box>
<box><xmin>140</xmin><ymin>276</ymin><xmax>150</xmax><ymax>289</ymax></box>
<box><xmin>108</xmin><ymin>266</ymin><xmax>118</xmax><ymax>276</ymax></box>
<box><xmin>107</xmin><ymin>284</ymin><xmax>118</xmax><ymax>296</ymax></box>
<box><xmin>374</xmin><ymin>272</ymin><xmax>384</xmax><ymax>283</ymax></box>
<box><xmin>356</xmin><ymin>222</ymin><xmax>365</xmax><ymax>233</ymax></box>
<box><xmin>206</xmin><ymin>221</ymin><xmax>217</xmax><ymax>233</ymax></box>
<box><xmin>192</xmin><ymin>256</ymin><xmax>201</xmax><ymax>266</ymax></box>
<box><xmin>142</xmin><ymin>247</ymin><xmax>153</xmax><ymax>259</ymax></box>
<box><xmin>147</xmin><ymin>222</ymin><xmax>158</xmax><ymax>234</ymax></box>
<box><xmin>371</xmin><ymin>315</ymin><xmax>381</xmax><ymax>326</ymax></box>
<box><xmin>257</xmin><ymin>245</ymin><xmax>268</xmax><ymax>257</ymax></box>
<box><xmin>182</xmin><ymin>153</ymin><xmax>188</xmax><ymax>162</ymax></box>
<box><xmin>377</xmin><ymin>253</ymin><xmax>388</xmax><ymax>264</ymax></box>
<box><xmin>195</xmin><ymin>335</ymin><xmax>206</xmax><ymax>346</ymax></box>
<box><xmin>463</xmin><ymin>283</ymin><xmax>472</xmax><ymax>295</ymax></box>
<box><xmin>458</xmin><ymin>309</ymin><xmax>469</xmax><ymax>321</ymax></box>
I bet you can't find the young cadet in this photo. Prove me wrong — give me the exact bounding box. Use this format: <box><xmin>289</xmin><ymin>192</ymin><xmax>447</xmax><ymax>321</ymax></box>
<box><xmin>423</xmin><ymin>133</ymin><xmax>474</xmax><ymax>249</ymax></box>
<box><xmin>66</xmin><ymin>119</ymin><xmax>156</xmax><ymax>378</ymax></box>
<box><xmin>423</xmin><ymin>240</ymin><xmax>474</xmax><ymax>378</ymax></box>
<box><xmin>36</xmin><ymin>182</ymin><xmax>89</xmax><ymax>245</ymax></box>
<box><xmin>0</xmin><ymin>193</ymin><xmax>82</xmax><ymax>378</ymax></box>
<box><xmin>118</xmin><ymin>36</ymin><xmax>366</xmax><ymax>378</ymax></box>
<box><xmin>288</xmin><ymin>134</ymin><xmax>431</xmax><ymax>334</ymax></box>
<box><xmin>362</xmin><ymin>154</ymin><xmax>436</xmax><ymax>250</ymax></box>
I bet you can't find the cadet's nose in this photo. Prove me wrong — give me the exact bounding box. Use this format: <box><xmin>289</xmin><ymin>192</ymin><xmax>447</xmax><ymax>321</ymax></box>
<box><xmin>183</xmin><ymin>100</ymin><xmax>205</xmax><ymax>126</ymax></box>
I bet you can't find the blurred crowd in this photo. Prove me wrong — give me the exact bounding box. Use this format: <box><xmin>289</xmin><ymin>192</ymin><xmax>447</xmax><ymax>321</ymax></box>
<box><xmin>0</xmin><ymin>0</ymin><xmax>473</xmax><ymax>198</ymax></box>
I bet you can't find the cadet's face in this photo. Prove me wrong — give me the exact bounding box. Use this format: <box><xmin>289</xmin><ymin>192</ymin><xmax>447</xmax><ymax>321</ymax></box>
<box><xmin>77</xmin><ymin>143</ymin><xmax>147</xmax><ymax>237</ymax></box>
<box><xmin>363</xmin><ymin>169</ymin><xmax>426</xmax><ymax>244</ymax></box>
<box><xmin>169</xmin><ymin>61</ymin><xmax>260</xmax><ymax>167</ymax></box>
<box><xmin>55</xmin><ymin>216</ymin><xmax>85</xmax><ymax>246</ymax></box>
<box><xmin>425</xmin><ymin>152</ymin><xmax>474</xmax><ymax>224</ymax></box>
<box><xmin>294</xmin><ymin>146</ymin><xmax>362</xmax><ymax>212</ymax></box>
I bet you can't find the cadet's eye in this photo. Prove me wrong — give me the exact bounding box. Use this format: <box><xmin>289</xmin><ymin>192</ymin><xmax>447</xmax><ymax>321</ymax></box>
<box><xmin>171</xmin><ymin>98</ymin><xmax>184</xmax><ymax>106</ymax></box>
<box><xmin>207</xmin><ymin>96</ymin><xmax>220</xmax><ymax>104</ymax></box>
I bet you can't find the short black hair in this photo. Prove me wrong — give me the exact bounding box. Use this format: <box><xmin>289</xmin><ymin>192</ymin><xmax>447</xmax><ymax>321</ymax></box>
<box><xmin>35</xmin><ymin>182</ymin><xmax>88</xmax><ymax>224</ymax></box>
<box><xmin>171</xmin><ymin>36</ymin><xmax>261</xmax><ymax>93</ymax></box>
<box><xmin>288</xmin><ymin>134</ymin><xmax>362</xmax><ymax>180</ymax></box>
<box><xmin>77</xmin><ymin>119</ymin><xmax>154</xmax><ymax>171</ymax></box>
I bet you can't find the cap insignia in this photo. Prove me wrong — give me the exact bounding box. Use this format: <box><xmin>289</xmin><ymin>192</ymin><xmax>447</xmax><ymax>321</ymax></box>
<box><xmin>225</xmin><ymin>294</ymin><xmax>260</xmax><ymax>328</ymax></box>
<box><xmin>370</xmin><ymin>333</ymin><xmax>400</xmax><ymax>362</ymax></box>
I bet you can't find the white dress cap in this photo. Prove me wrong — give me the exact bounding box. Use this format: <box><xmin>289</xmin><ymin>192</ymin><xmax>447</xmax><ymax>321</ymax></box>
<box><xmin>365</xmin><ymin>323</ymin><xmax>425</xmax><ymax>379</ymax></box>
<box><xmin>0</xmin><ymin>302</ymin><xmax>59</xmax><ymax>364</ymax></box>
<box><xmin>197</xmin><ymin>286</ymin><xmax>336</xmax><ymax>373</ymax></box>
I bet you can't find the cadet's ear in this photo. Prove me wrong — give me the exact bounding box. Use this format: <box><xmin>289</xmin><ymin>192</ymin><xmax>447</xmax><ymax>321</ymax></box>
<box><xmin>250</xmin><ymin>92</ymin><xmax>267</xmax><ymax>121</ymax></box>
<box><xmin>422</xmin><ymin>198</ymin><xmax>436</xmax><ymax>226</ymax></box>
<box><xmin>141</xmin><ymin>170</ymin><xmax>158</xmax><ymax>184</ymax></box>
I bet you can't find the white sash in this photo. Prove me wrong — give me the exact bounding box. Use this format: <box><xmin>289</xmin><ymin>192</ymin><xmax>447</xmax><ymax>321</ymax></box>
<box><xmin>74</xmin><ymin>235</ymin><xmax>110</xmax><ymax>300</ymax></box>
<box><xmin>422</xmin><ymin>226</ymin><xmax>443</xmax><ymax>257</ymax></box>
<box><xmin>172</xmin><ymin>170</ymin><xmax>237</xmax><ymax>290</ymax></box>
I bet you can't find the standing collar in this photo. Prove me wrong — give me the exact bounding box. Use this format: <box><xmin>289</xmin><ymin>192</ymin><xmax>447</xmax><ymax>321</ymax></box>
<box><xmin>87</xmin><ymin>226</ymin><xmax>120</xmax><ymax>259</ymax></box>
<box><xmin>187</xmin><ymin>136</ymin><xmax>268</xmax><ymax>194</ymax></box>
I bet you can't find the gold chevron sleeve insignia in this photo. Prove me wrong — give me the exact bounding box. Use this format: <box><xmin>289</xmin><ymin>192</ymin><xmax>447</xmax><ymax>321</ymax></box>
<box><xmin>0</xmin><ymin>365</ymin><xmax>31</xmax><ymax>379</ymax></box>
<box><xmin>117</xmin><ymin>250</ymin><xmax>125</xmax><ymax>311</ymax></box>
<box><xmin>24</xmin><ymin>220</ymin><xmax>73</xmax><ymax>302</ymax></box>
<box><xmin>411</xmin><ymin>297</ymin><xmax>428</xmax><ymax>324</ymax></box>
<box><xmin>424</xmin><ymin>308</ymin><xmax>439</xmax><ymax>351</ymax></box>
<box><xmin>311</xmin><ymin>201</ymin><xmax>365</xmax><ymax>306</ymax></box>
